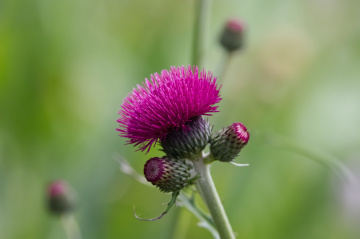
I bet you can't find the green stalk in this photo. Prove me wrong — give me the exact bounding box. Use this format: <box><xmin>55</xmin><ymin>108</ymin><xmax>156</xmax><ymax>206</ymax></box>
<box><xmin>217</xmin><ymin>51</ymin><xmax>233</xmax><ymax>83</ymax></box>
<box><xmin>188</xmin><ymin>0</ymin><xmax>235</xmax><ymax>238</ymax></box>
<box><xmin>193</xmin><ymin>156</ymin><xmax>235</xmax><ymax>239</ymax></box>
<box><xmin>60</xmin><ymin>215</ymin><xmax>82</xmax><ymax>239</ymax></box>
<box><xmin>191</xmin><ymin>0</ymin><xmax>212</xmax><ymax>67</ymax></box>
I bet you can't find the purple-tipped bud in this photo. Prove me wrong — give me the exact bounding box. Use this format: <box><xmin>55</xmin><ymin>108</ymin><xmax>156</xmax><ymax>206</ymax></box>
<box><xmin>220</xmin><ymin>18</ymin><xmax>245</xmax><ymax>52</ymax></box>
<box><xmin>47</xmin><ymin>180</ymin><xmax>75</xmax><ymax>215</ymax></box>
<box><xmin>160</xmin><ymin>116</ymin><xmax>211</xmax><ymax>159</ymax></box>
<box><xmin>144</xmin><ymin>157</ymin><xmax>192</xmax><ymax>193</ymax></box>
<box><xmin>210</xmin><ymin>123</ymin><xmax>249</xmax><ymax>162</ymax></box>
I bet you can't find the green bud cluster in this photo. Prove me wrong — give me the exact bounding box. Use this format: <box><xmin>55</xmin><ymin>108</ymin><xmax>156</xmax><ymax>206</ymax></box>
<box><xmin>144</xmin><ymin>119</ymin><xmax>249</xmax><ymax>194</ymax></box>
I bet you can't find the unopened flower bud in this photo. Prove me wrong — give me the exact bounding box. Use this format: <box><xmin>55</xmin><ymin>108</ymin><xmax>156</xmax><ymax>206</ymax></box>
<box><xmin>144</xmin><ymin>157</ymin><xmax>192</xmax><ymax>193</ymax></box>
<box><xmin>161</xmin><ymin>116</ymin><xmax>211</xmax><ymax>159</ymax></box>
<box><xmin>47</xmin><ymin>180</ymin><xmax>75</xmax><ymax>215</ymax></box>
<box><xmin>220</xmin><ymin>18</ymin><xmax>245</xmax><ymax>52</ymax></box>
<box><xmin>210</xmin><ymin>122</ymin><xmax>249</xmax><ymax>162</ymax></box>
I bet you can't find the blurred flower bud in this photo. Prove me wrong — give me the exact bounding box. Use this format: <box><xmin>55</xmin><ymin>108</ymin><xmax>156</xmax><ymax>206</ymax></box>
<box><xmin>144</xmin><ymin>157</ymin><xmax>192</xmax><ymax>193</ymax></box>
<box><xmin>219</xmin><ymin>18</ymin><xmax>245</xmax><ymax>52</ymax></box>
<box><xmin>161</xmin><ymin>116</ymin><xmax>211</xmax><ymax>159</ymax></box>
<box><xmin>210</xmin><ymin>122</ymin><xmax>249</xmax><ymax>162</ymax></box>
<box><xmin>47</xmin><ymin>180</ymin><xmax>75</xmax><ymax>215</ymax></box>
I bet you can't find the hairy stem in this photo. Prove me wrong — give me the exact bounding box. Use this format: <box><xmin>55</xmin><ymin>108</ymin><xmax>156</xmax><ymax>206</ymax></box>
<box><xmin>193</xmin><ymin>156</ymin><xmax>235</xmax><ymax>239</ymax></box>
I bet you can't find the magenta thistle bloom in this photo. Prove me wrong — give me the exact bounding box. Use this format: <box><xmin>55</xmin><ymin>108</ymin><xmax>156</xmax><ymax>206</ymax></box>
<box><xmin>117</xmin><ymin>65</ymin><xmax>221</xmax><ymax>152</ymax></box>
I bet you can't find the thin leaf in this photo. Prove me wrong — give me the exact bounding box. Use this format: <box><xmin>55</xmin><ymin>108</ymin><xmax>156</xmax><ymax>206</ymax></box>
<box><xmin>134</xmin><ymin>191</ymin><xmax>180</xmax><ymax>221</ymax></box>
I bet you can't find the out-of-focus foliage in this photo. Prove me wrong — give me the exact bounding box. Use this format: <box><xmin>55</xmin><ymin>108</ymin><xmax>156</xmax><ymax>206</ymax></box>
<box><xmin>1</xmin><ymin>0</ymin><xmax>360</xmax><ymax>238</ymax></box>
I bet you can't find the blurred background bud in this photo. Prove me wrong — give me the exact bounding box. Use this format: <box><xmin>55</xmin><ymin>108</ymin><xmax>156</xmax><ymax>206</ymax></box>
<box><xmin>47</xmin><ymin>180</ymin><xmax>76</xmax><ymax>215</ymax></box>
<box><xmin>219</xmin><ymin>18</ymin><xmax>245</xmax><ymax>52</ymax></box>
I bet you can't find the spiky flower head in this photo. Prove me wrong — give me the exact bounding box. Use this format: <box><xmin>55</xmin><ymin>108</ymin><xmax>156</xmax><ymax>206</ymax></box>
<box><xmin>210</xmin><ymin>122</ymin><xmax>249</xmax><ymax>162</ymax></box>
<box><xmin>117</xmin><ymin>65</ymin><xmax>221</xmax><ymax>153</ymax></box>
<box><xmin>144</xmin><ymin>157</ymin><xmax>192</xmax><ymax>193</ymax></box>
<box><xmin>220</xmin><ymin>18</ymin><xmax>245</xmax><ymax>52</ymax></box>
<box><xmin>47</xmin><ymin>180</ymin><xmax>75</xmax><ymax>215</ymax></box>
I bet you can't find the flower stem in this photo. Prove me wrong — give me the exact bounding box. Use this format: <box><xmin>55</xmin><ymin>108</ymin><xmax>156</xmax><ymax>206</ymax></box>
<box><xmin>217</xmin><ymin>51</ymin><xmax>233</xmax><ymax>83</ymax></box>
<box><xmin>193</xmin><ymin>157</ymin><xmax>235</xmax><ymax>239</ymax></box>
<box><xmin>178</xmin><ymin>192</ymin><xmax>220</xmax><ymax>239</ymax></box>
<box><xmin>192</xmin><ymin>0</ymin><xmax>212</xmax><ymax>67</ymax></box>
<box><xmin>60</xmin><ymin>215</ymin><xmax>82</xmax><ymax>239</ymax></box>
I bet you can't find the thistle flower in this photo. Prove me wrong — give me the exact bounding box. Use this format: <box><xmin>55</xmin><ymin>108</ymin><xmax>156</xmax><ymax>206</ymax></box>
<box><xmin>144</xmin><ymin>157</ymin><xmax>192</xmax><ymax>193</ymax></box>
<box><xmin>210</xmin><ymin>122</ymin><xmax>249</xmax><ymax>162</ymax></box>
<box><xmin>220</xmin><ymin>18</ymin><xmax>245</xmax><ymax>52</ymax></box>
<box><xmin>117</xmin><ymin>66</ymin><xmax>221</xmax><ymax>153</ymax></box>
<box><xmin>47</xmin><ymin>180</ymin><xmax>75</xmax><ymax>215</ymax></box>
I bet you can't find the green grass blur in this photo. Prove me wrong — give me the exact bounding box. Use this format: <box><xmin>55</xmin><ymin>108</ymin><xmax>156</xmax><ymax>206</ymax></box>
<box><xmin>1</xmin><ymin>0</ymin><xmax>360</xmax><ymax>238</ymax></box>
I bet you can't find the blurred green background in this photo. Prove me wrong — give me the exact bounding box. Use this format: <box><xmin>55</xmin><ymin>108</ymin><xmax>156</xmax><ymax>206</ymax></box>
<box><xmin>1</xmin><ymin>0</ymin><xmax>360</xmax><ymax>238</ymax></box>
